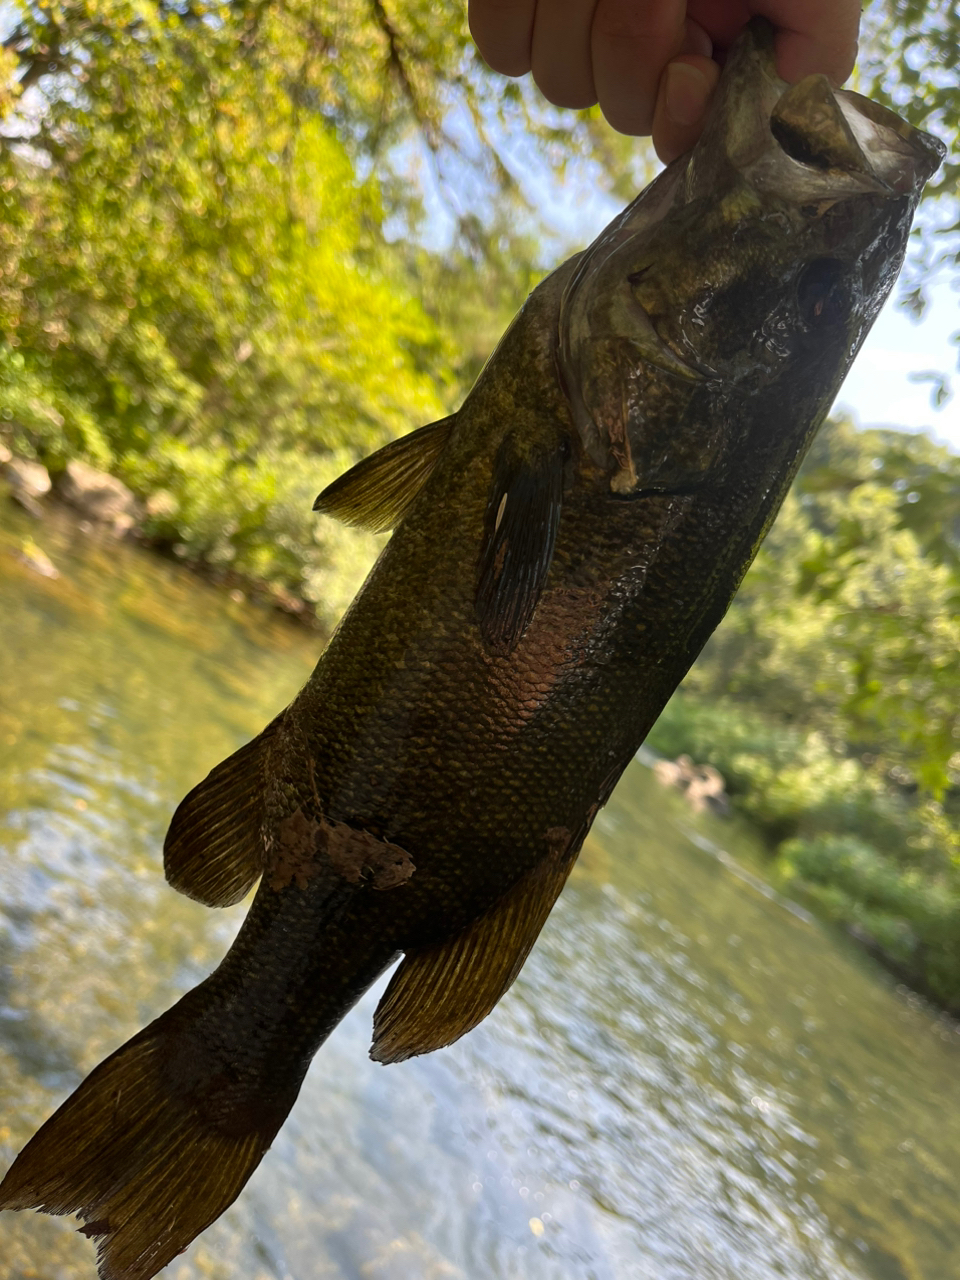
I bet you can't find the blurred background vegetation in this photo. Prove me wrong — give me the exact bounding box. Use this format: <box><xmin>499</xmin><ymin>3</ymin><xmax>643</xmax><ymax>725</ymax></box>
<box><xmin>0</xmin><ymin>0</ymin><xmax>958</xmax><ymax>1006</ymax></box>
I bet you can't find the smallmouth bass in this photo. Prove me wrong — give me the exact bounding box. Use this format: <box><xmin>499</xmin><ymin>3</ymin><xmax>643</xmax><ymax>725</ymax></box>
<box><xmin>0</xmin><ymin>21</ymin><xmax>944</xmax><ymax>1280</ymax></box>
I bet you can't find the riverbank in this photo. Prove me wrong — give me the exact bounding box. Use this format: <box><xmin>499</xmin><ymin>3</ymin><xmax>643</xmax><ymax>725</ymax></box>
<box><xmin>0</xmin><ymin>444</ymin><xmax>378</xmax><ymax>631</ymax></box>
<box><xmin>647</xmin><ymin>692</ymin><xmax>960</xmax><ymax>1017</ymax></box>
<box><xmin>642</xmin><ymin>417</ymin><xmax>960</xmax><ymax>1016</ymax></box>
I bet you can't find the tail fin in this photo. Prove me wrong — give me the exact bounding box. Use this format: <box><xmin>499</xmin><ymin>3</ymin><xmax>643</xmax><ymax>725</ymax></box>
<box><xmin>0</xmin><ymin>998</ymin><xmax>299</xmax><ymax>1280</ymax></box>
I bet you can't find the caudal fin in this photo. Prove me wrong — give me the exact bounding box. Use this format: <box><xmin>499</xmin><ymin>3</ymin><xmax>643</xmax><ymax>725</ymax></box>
<box><xmin>0</xmin><ymin>998</ymin><xmax>299</xmax><ymax>1280</ymax></box>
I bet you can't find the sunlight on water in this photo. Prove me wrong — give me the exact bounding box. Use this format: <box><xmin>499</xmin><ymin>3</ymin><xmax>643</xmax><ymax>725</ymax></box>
<box><xmin>1</xmin><ymin>504</ymin><xmax>958</xmax><ymax>1280</ymax></box>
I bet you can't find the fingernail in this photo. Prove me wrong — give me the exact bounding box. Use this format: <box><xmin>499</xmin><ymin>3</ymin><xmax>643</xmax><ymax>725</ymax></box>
<box><xmin>664</xmin><ymin>61</ymin><xmax>711</xmax><ymax>128</ymax></box>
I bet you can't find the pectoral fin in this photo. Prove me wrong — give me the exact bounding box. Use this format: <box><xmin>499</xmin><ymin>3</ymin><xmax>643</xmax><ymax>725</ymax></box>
<box><xmin>370</xmin><ymin>829</ymin><xmax>577</xmax><ymax>1063</ymax></box>
<box><xmin>163</xmin><ymin>714</ymin><xmax>283</xmax><ymax>907</ymax></box>
<box><xmin>313</xmin><ymin>415</ymin><xmax>455</xmax><ymax>532</ymax></box>
<box><xmin>475</xmin><ymin>433</ymin><xmax>566</xmax><ymax>654</ymax></box>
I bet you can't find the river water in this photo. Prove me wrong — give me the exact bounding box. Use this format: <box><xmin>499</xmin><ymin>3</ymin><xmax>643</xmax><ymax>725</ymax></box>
<box><xmin>1</xmin><ymin>504</ymin><xmax>958</xmax><ymax>1280</ymax></box>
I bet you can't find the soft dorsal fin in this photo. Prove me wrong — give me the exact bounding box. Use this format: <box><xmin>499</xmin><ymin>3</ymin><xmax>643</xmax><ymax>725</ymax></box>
<box><xmin>475</xmin><ymin>432</ymin><xmax>566</xmax><ymax>654</ymax></box>
<box><xmin>163</xmin><ymin>713</ymin><xmax>283</xmax><ymax>907</ymax></box>
<box><xmin>313</xmin><ymin>415</ymin><xmax>456</xmax><ymax>532</ymax></box>
<box><xmin>370</xmin><ymin>829</ymin><xmax>578</xmax><ymax>1063</ymax></box>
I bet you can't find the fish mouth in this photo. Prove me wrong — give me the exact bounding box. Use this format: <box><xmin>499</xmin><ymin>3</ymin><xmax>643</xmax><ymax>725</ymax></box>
<box><xmin>686</xmin><ymin>17</ymin><xmax>946</xmax><ymax>201</ymax></box>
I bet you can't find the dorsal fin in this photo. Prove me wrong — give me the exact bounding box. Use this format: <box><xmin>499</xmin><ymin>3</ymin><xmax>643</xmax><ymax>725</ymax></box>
<box><xmin>475</xmin><ymin>432</ymin><xmax>566</xmax><ymax>654</ymax></box>
<box><xmin>370</xmin><ymin>829</ymin><xmax>578</xmax><ymax>1063</ymax></box>
<box><xmin>163</xmin><ymin>713</ymin><xmax>283</xmax><ymax>907</ymax></box>
<box><xmin>313</xmin><ymin>415</ymin><xmax>456</xmax><ymax>532</ymax></box>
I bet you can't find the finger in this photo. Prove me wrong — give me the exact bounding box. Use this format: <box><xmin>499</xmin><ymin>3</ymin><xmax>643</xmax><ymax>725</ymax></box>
<box><xmin>773</xmin><ymin>21</ymin><xmax>859</xmax><ymax>87</ymax></box>
<box><xmin>652</xmin><ymin>53</ymin><xmax>721</xmax><ymax>164</ymax></box>
<box><xmin>685</xmin><ymin>1</ymin><xmax>859</xmax><ymax>83</ymax></box>
<box><xmin>468</xmin><ymin>0</ymin><xmax>539</xmax><ymax>77</ymax></box>
<box><xmin>530</xmin><ymin>0</ymin><xmax>600</xmax><ymax>110</ymax></box>
<box><xmin>678</xmin><ymin>16</ymin><xmax>714</xmax><ymax>60</ymax></box>
<box><xmin>590</xmin><ymin>0</ymin><xmax>688</xmax><ymax>136</ymax></box>
<box><xmin>753</xmin><ymin>1</ymin><xmax>860</xmax><ymax>85</ymax></box>
<box><xmin>758</xmin><ymin>0</ymin><xmax>860</xmax><ymax>84</ymax></box>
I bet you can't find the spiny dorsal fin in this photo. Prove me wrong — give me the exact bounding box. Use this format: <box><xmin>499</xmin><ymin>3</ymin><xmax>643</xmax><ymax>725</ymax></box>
<box><xmin>475</xmin><ymin>432</ymin><xmax>566</xmax><ymax>654</ymax></box>
<box><xmin>163</xmin><ymin>713</ymin><xmax>283</xmax><ymax>907</ymax></box>
<box><xmin>313</xmin><ymin>415</ymin><xmax>456</xmax><ymax>532</ymax></box>
<box><xmin>370</xmin><ymin>829</ymin><xmax>578</xmax><ymax>1063</ymax></box>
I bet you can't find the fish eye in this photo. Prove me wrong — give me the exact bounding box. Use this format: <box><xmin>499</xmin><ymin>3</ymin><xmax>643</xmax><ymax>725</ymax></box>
<box><xmin>796</xmin><ymin>258</ymin><xmax>847</xmax><ymax>328</ymax></box>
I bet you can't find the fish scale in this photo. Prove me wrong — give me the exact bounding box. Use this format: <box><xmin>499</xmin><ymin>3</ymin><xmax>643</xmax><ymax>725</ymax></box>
<box><xmin>0</xmin><ymin>19</ymin><xmax>945</xmax><ymax>1280</ymax></box>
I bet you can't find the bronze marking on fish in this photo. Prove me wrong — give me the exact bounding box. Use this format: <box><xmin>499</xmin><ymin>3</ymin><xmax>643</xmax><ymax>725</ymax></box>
<box><xmin>0</xmin><ymin>20</ymin><xmax>944</xmax><ymax>1280</ymax></box>
<box><xmin>267</xmin><ymin>808</ymin><xmax>416</xmax><ymax>892</ymax></box>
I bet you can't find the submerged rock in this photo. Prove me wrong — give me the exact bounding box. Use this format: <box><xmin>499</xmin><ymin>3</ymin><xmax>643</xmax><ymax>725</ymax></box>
<box><xmin>56</xmin><ymin>460</ymin><xmax>139</xmax><ymax>534</ymax></box>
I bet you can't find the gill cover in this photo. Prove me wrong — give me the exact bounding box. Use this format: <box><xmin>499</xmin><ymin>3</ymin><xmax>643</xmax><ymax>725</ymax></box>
<box><xmin>558</xmin><ymin>18</ymin><xmax>945</xmax><ymax>495</ymax></box>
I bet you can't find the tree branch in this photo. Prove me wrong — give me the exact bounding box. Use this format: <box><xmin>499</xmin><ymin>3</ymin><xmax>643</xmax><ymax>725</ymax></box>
<box><xmin>368</xmin><ymin>0</ymin><xmax>442</xmax><ymax>153</ymax></box>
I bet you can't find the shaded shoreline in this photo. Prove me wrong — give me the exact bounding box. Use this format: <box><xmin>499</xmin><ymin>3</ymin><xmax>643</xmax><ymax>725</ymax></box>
<box><xmin>1</xmin><ymin>460</ymin><xmax>329</xmax><ymax>631</ymax></box>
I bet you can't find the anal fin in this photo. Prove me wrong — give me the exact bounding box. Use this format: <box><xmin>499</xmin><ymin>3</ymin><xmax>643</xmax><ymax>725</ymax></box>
<box><xmin>163</xmin><ymin>713</ymin><xmax>283</xmax><ymax>907</ymax></box>
<box><xmin>371</xmin><ymin>829</ymin><xmax>578</xmax><ymax>1063</ymax></box>
<box><xmin>313</xmin><ymin>415</ymin><xmax>455</xmax><ymax>532</ymax></box>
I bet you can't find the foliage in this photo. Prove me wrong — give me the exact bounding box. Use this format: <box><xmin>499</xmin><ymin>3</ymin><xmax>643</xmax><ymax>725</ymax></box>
<box><xmin>684</xmin><ymin>417</ymin><xmax>960</xmax><ymax>798</ymax></box>
<box><xmin>0</xmin><ymin>1</ymin><xmax>643</xmax><ymax>612</ymax></box>
<box><xmin>0</xmin><ymin>1</ymin><xmax>956</xmax><ymax>618</ymax></box>
<box><xmin>649</xmin><ymin>417</ymin><xmax>960</xmax><ymax>1009</ymax></box>
<box><xmin>858</xmin><ymin>0</ymin><xmax>959</xmax><ymax>403</ymax></box>
<box><xmin>781</xmin><ymin>834</ymin><xmax>960</xmax><ymax>1009</ymax></box>
<box><xmin>0</xmin><ymin>1</ymin><xmax>467</xmax><ymax>612</ymax></box>
<box><xmin>860</xmin><ymin>1</ymin><xmax>960</xmax><ymax>265</ymax></box>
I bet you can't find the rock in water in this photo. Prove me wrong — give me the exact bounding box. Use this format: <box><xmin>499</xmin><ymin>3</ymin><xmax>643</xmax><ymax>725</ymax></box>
<box><xmin>2</xmin><ymin>457</ymin><xmax>52</xmax><ymax>498</ymax></box>
<box><xmin>56</xmin><ymin>460</ymin><xmax>139</xmax><ymax>535</ymax></box>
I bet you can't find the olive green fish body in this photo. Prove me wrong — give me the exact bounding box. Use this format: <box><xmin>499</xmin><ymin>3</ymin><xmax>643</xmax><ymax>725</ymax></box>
<box><xmin>1</xmin><ymin>21</ymin><xmax>945</xmax><ymax>1280</ymax></box>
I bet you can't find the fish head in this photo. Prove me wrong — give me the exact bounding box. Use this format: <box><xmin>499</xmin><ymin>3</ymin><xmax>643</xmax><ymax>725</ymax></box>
<box><xmin>559</xmin><ymin>18</ymin><xmax>946</xmax><ymax>495</ymax></box>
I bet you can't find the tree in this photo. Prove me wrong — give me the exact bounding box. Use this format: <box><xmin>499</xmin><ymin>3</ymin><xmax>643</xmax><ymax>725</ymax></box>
<box><xmin>686</xmin><ymin>417</ymin><xmax>960</xmax><ymax>798</ymax></box>
<box><xmin>649</xmin><ymin>419</ymin><xmax>960</xmax><ymax>1008</ymax></box>
<box><xmin>860</xmin><ymin>0</ymin><xmax>960</xmax><ymax>266</ymax></box>
<box><xmin>0</xmin><ymin>2</ymin><xmax>461</xmax><ymax>605</ymax></box>
<box><xmin>0</xmin><ymin>2</ymin><xmax>647</xmax><ymax>600</ymax></box>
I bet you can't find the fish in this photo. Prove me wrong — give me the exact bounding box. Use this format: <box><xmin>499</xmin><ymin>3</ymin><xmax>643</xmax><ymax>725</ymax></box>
<box><xmin>0</xmin><ymin>19</ymin><xmax>944</xmax><ymax>1280</ymax></box>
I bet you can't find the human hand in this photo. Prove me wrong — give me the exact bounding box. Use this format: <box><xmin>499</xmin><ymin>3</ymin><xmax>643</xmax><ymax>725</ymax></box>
<box><xmin>468</xmin><ymin>1</ymin><xmax>861</xmax><ymax>163</ymax></box>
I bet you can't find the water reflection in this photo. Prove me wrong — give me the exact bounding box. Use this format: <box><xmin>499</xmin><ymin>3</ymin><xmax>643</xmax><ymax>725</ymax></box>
<box><xmin>1</xmin><ymin>505</ymin><xmax>958</xmax><ymax>1280</ymax></box>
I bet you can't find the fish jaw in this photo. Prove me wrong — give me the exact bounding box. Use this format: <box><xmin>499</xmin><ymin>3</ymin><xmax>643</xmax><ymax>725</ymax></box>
<box><xmin>685</xmin><ymin>18</ymin><xmax>943</xmax><ymax>201</ymax></box>
<box><xmin>558</xmin><ymin>18</ymin><xmax>945</xmax><ymax>496</ymax></box>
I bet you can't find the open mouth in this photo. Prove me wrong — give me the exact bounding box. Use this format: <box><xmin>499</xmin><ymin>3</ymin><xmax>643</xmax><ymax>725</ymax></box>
<box><xmin>685</xmin><ymin>18</ymin><xmax>945</xmax><ymax>203</ymax></box>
